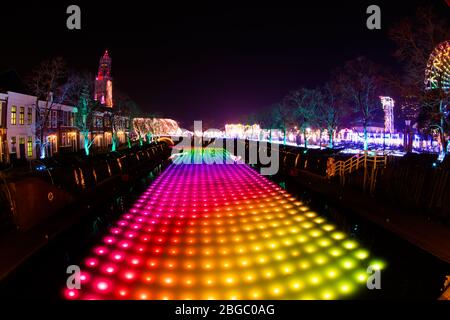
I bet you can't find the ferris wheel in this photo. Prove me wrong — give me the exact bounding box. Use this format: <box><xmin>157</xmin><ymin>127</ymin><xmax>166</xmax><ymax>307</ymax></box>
<box><xmin>425</xmin><ymin>40</ymin><xmax>450</xmax><ymax>90</ymax></box>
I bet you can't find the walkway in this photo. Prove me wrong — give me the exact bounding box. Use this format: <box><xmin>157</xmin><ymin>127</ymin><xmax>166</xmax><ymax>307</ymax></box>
<box><xmin>64</xmin><ymin>149</ymin><xmax>384</xmax><ymax>300</ymax></box>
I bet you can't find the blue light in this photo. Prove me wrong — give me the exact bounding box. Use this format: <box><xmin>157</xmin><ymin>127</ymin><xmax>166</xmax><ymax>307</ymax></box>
<box><xmin>35</xmin><ymin>165</ymin><xmax>47</xmax><ymax>171</ymax></box>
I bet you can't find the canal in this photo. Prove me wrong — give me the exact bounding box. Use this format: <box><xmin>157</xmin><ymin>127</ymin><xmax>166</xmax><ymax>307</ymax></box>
<box><xmin>0</xmin><ymin>148</ymin><xmax>448</xmax><ymax>300</ymax></box>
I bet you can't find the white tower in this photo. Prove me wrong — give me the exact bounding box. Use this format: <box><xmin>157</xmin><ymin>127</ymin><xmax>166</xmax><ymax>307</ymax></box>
<box><xmin>380</xmin><ymin>96</ymin><xmax>395</xmax><ymax>133</ymax></box>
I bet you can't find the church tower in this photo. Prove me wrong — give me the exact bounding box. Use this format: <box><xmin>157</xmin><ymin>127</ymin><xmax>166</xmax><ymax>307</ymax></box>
<box><xmin>94</xmin><ymin>50</ymin><xmax>113</xmax><ymax>107</ymax></box>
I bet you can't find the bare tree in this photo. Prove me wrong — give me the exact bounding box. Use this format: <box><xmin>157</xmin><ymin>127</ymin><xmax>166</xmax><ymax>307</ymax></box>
<box><xmin>389</xmin><ymin>5</ymin><xmax>449</xmax><ymax>94</ymax></box>
<box><xmin>270</xmin><ymin>102</ymin><xmax>293</xmax><ymax>145</ymax></box>
<box><xmin>252</xmin><ymin>106</ymin><xmax>277</xmax><ymax>142</ymax></box>
<box><xmin>390</xmin><ymin>6</ymin><xmax>450</xmax><ymax>155</ymax></box>
<box><xmin>72</xmin><ymin>74</ymin><xmax>100</xmax><ymax>156</ymax></box>
<box><xmin>132</xmin><ymin>118</ymin><xmax>147</xmax><ymax>146</ymax></box>
<box><xmin>418</xmin><ymin>88</ymin><xmax>450</xmax><ymax>155</ymax></box>
<box><xmin>27</xmin><ymin>57</ymin><xmax>77</xmax><ymax>158</ymax></box>
<box><xmin>336</xmin><ymin>57</ymin><xmax>384</xmax><ymax>151</ymax></box>
<box><xmin>316</xmin><ymin>82</ymin><xmax>349</xmax><ymax>148</ymax></box>
<box><xmin>284</xmin><ymin>88</ymin><xmax>318</xmax><ymax>148</ymax></box>
<box><xmin>114</xmin><ymin>91</ymin><xmax>141</xmax><ymax>149</ymax></box>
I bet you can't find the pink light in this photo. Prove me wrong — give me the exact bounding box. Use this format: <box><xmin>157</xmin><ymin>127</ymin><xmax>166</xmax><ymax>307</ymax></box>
<box><xmin>102</xmin><ymin>264</ymin><xmax>118</xmax><ymax>275</ymax></box>
<box><xmin>64</xmin><ymin>289</ymin><xmax>79</xmax><ymax>299</ymax></box>
<box><xmin>80</xmin><ymin>272</ymin><xmax>90</xmax><ymax>283</ymax></box>
<box><xmin>94</xmin><ymin>247</ymin><xmax>108</xmax><ymax>255</ymax></box>
<box><xmin>95</xmin><ymin>279</ymin><xmax>112</xmax><ymax>293</ymax></box>
<box><xmin>85</xmin><ymin>258</ymin><xmax>98</xmax><ymax>268</ymax></box>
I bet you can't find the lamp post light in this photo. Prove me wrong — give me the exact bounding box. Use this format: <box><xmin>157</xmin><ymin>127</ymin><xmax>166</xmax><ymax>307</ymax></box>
<box><xmin>404</xmin><ymin>120</ymin><xmax>411</xmax><ymax>153</ymax></box>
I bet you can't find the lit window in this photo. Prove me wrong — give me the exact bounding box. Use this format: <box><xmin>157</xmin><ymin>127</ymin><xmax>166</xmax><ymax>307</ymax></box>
<box><xmin>19</xmin><ymin>107</ymin><xmax>24</xmax><ymax>125</ymax></box>
<box><xmin>27</xmin><ymin>136</ymin><xmax>33</xmax><ymax>158</ymax></box>
<box><xmin>27</xmin><ymin>108</ymin><xmax>32</xmax><ymax>124</ymax></box>
<box><xmin>11</xmin><ymin>106</ymin><xmax>16</xmax><ymax>125</ymax></box>
<box><xmin>10</xmin><ymin>136</ymin><xmax>16</xmax><ymax>153</ymax></box>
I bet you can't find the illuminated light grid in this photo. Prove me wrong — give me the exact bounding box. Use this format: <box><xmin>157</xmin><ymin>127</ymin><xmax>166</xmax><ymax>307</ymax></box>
<box><xmin>64</xmin><ymin>148</ymin><xmax>385</xmax><ymax>300</ymax></box>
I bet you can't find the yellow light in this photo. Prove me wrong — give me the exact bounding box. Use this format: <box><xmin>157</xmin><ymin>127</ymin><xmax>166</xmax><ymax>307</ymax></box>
<box><xmin>163</xmin><ymin>276</ymin><xmax>174</xmax><ymax>285</ymax></box>
<box><xmin>262</xmin><ymin>268</ymin><xmax>275</xmax><ymax>279</ymax></box>
<box><xmin>274</xmin><ymin>251</ymin><xmax>286</xmax><ymax>261</ymax></box>
<box><xmin>202</xmin><ymin>260</ymin><xmax>214</xmax><ymax>270</ymax></box>
<box><xmin>239</xmin><ymin>259</ymin><xmax>250</xmax><ymax>267</ymax></box>
<box><xmin>252</xmin><ymin>244</ymin><xmax>262</xmax><ymax>252</ymax></box>
<box><xmin>296</xmin><ymin>235</ymin><xmax>308</xmax><ymax>243</ymax></box>
<box><xmin>280</xmin><ymin>263</ymin><xmax>295</xmax><ymax>274</ymax></box>
<box><xmin>301</xmin><ymin>222</ymin><xmax>313</xmax><ymax>229</ymax></box>
<box><xmin>227</xmin><ymin>292</ymin><xmax>240</xmax><ymax>300</ymax></box>
<box><xmin>249</xmin><ymin>288</ymin><xmax>263</xmax><ymax>299</ymax></box>
<box><xmin>243</xmin><ymin>272</ymin><xmax>257</xmax><ymax>283</ymax></box>
<box><xmin>290</xmin><ymin>278</ymin><xmax>304</xmax><ymax>291</ymax></box>
<box><xmin>369</xmin><ymin>260</ymin><xmax>386</xmax><ymax>270</ymax></box>
<box><xmin>299</xmin><ymin>260</ymin><xmax>311</xmax><ymax>270</ymax></box>
<box><xmin>331</xmin><ymin>232</ymin><xmax>346</xmax><ymax>240</ymax></box>
<box><xmin>270</xmin><ymin>284</ymin><xmax>284</xmax><ymax>296</ymax></box>
<box><xmin>309</xmin><ymin>229</ymin><xmax>323</xmax><ymax>237</ymax></box>
<box><xmin>224</xmin><ymin>275</ymin><xmax>236</xmax><ymax>285</ymax></box>
<box><xmin>355</xmin><ymin>271</ymin><xmax>368</xmax><ymax>283</ymax></box>
<box><xmin>339</xmin><ymin>282</ymin><xmax>354</xmax><ymax>294</ymax></box>
<box><xmin>203</xmin><ymin>276</ymin><xmax>215</xmax><ymax>286</ymax></box>
<box><xmin>314</xmin><ymin>217</ymin><xmax>325</xmax><ymax>224</ymax></box>
<box><xmin>305</xmin><ymin>211</ymin><xmax>317</xmax><ymax>218</ymax></box>
<box><xmin>304</xmin><ymin>244</ymin><xmax>317</xmax><ymax>253</ymax></box>
<box><xmin>329</xmin><ymin>247</ymin><xmax>344</xmax><ymax>257</ymax></box>
<box><xmin>257</xmin><ymin>255</ymin><xmax>268</xmax><ymax>264</ymax></box>
<box><xmin>314</xmin><ymin>254</ymin><xmax>328</xmax><ymax>265</ymax></box>
<box><xmin>326</xmin><ymin>268</ymin><xmax>340</xmax><ymax>279</ymax></box>
<box><xmin>308</xmin><ymin>274</ymin><xmax>322</xmax><ymax>285</ymax></box>
<box><xmin>322</xmin><ymin>224</ymin><xmax>335</xmax><ymax>231</ymax></box>
<box><xmin>299</xmin><ymin>293</ymin><xmax>316</xmax><ymax>300</ymax></box>
<box><xmin>341</xmin><ymin>258</ymin><xmax>356</xmax><ymax>269</ymax></box>
<box><xmin>354</xmin><ymin>249</ymin><xmax>369</xmax><ymax>260</ymax></box>
<box><xmin>321</xmin><ymin>289</ymin><xmax>335</xmax><ymax>300</ymax></box>
<box><xmin>317</xmin><ymin>238</ymin><xmax>331</xmax><ymax>247</ymax></box>
<box><xmin>342</xmin><ymin>240</ymin><xmax>358</xmax><ymax>250</ymax></box>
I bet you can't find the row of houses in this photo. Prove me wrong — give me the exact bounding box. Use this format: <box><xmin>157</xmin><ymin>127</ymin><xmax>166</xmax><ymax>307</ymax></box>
<box><xmin>0</xmin><ymin>91</ymin><xmax>129</xmax><ymax>163</ymax></box>
<box><xmin>0</xmin><ymin>50</ymin><xmax>129</xmax><ymax>163</ymax></box>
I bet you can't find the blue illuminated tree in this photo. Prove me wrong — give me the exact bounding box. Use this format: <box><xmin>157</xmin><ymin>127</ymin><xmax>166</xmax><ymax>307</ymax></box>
<box><xmin>74</xmin><ymin>81</ymin><xmax>99</xmax><ymax>156</ymax></box>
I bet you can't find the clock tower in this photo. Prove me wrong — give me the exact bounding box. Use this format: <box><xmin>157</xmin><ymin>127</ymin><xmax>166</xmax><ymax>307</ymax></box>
<box><xmin>94</xmin><ymin>50</ymin><xmax>113</xmax><ymax>107</ymax></box>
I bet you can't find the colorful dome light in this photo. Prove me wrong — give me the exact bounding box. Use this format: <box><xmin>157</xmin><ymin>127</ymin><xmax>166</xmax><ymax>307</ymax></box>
<box><xmin>425</xmin><ymin>40</ymin><xmax>450</xmax><ymax>90</ymax></box>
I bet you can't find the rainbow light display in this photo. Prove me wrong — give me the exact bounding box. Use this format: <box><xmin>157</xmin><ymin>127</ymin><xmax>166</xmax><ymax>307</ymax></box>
<box><xmin>64</xmin><ymin>149</ymin><xmax>385</xmax><ymax>300</ymax></box>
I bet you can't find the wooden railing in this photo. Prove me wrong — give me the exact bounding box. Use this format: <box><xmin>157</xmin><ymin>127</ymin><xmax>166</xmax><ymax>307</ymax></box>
<box><xmin>327</xmin><ymin>151</ymin><xmax>388</xmax><ymax>193</ymax></box>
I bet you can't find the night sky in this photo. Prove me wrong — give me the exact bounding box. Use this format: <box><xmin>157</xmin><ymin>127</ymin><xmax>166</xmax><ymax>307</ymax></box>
<box><xmin>0</xmin><ymin>0</ymin><xmax>447</xmax><ymax>128</ymax></box>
